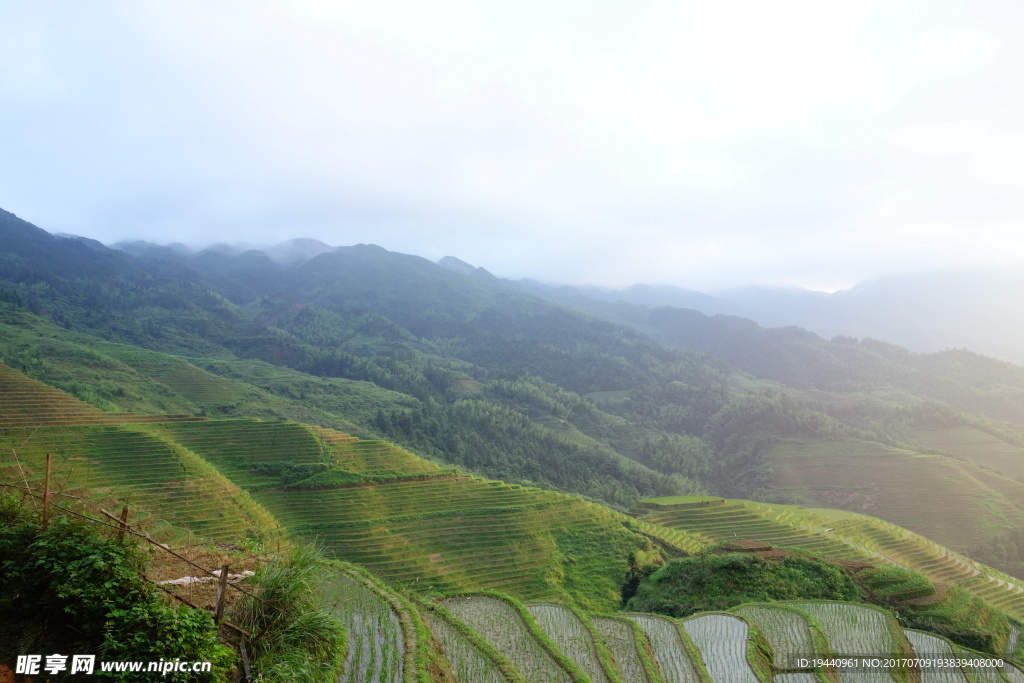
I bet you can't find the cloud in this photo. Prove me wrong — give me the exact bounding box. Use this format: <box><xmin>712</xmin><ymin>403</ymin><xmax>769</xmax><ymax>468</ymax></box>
<box><xmin>1</xmin><ymin>0</ymin><xmax>1022</xmax><ymax>289</ymax></box>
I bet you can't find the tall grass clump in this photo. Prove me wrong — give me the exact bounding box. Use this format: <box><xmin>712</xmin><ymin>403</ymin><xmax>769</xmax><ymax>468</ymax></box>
<box><xmin>231</xmin><ymin>545</ymin><xmax>346</xmax><ymax>682</ymax></box>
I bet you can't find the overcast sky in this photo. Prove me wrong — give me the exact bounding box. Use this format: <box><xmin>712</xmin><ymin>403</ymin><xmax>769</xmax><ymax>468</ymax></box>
<box><xmin>2</xmin><ymin>1</ymin><xmax>1023</xmax><ymax>290</ymax></box>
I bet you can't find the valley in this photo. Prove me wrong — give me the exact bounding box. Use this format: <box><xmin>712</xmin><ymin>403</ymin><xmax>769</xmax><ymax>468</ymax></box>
<box><xmin>3</xmin><ymin>207</ymin><xmax>1024</xmax><ymax>680</ymax></box>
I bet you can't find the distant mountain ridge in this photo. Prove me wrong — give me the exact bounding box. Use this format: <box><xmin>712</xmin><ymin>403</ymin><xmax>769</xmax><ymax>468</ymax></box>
<box><xmin>104</xmin><ymin>233</ymin><xmax>1024</xmax><ymax>366</ymax></box>
<box><xmin>535</xmin><ymin>267</ymin><xmax>1024</xmax><ymax>365</ymax></box>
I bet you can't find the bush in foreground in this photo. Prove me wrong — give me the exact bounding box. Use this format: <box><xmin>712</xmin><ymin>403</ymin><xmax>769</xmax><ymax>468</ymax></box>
<box><xmin>0</xmin><ymin>494</ymin><xmax>234</xmax><ymax>681</ymax></box>
<box><xmin>229</xmin><ymin>545</ymin><xmax>346</xmax><ymax>682</ymax></box>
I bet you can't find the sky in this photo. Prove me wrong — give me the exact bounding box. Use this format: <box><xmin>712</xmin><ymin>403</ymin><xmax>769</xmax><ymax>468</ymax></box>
<box><xmin>2</xmin><ymin>0</ymin><xmax>1023</xmax><ymax>291</ymax></box>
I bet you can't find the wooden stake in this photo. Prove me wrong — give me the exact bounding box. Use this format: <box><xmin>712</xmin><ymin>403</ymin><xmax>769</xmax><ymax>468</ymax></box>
<box><xmin>41</xmin><ymin>453</ymin><xmax>52</xmax><ymax>528</ymax></box>
<box><xmin>214</xmin><ymin>564</ymin><xmax>229</xmax><ymax>624</ymax></box>
<box><xmin>239</xmin><ymin>640</ymin><xmax>253</xmax><ymax>683</ymax></box>
<box><xmin>116</xmin><ymin>505</ymin><xmax>129</xmax><ymax>543</ymax></box>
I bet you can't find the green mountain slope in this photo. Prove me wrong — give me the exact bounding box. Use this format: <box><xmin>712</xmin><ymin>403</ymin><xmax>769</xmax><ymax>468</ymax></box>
<box><xmin>6</xmin><ymin>205</ymin><xmax>1024</xmax><ymax>580</ymax></box>
<box><xmin>4</xmin><ymin>355</ymin><xmax>1024</xmax><ymax>679</ymax></box>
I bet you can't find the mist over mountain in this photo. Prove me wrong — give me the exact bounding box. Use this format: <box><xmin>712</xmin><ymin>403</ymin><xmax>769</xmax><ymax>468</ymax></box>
<box><xmin>99</xmin><ymin>229</ymin><xmax>1024</xmax><ymax>365</ymax></box>
<box><xmin>524</xmin><ymin>266</ymin><xmax>1024</xmax><ymax>366</ymax></box>
<box><xmin>122</xmin><ymin>233</ymin><xmax>1021</xmax><ymax>370</ymax></box>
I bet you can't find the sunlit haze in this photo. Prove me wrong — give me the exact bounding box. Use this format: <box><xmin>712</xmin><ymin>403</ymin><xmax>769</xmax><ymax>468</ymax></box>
<box><xmin>2</xmin><ymin>0</ymin><xmax>1023</xmax><ymax>290</ymax></box>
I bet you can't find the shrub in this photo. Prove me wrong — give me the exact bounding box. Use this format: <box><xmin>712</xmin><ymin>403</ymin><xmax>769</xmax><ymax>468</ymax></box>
<box><xmin>626</xmin><ymin>552</ymin><xmax>860</xmax><ymax>617</ymax></box>
<box><xmin>0</xmin><ymin>494</ymin><xmax>234</xmax><ymax>681</ymax></box>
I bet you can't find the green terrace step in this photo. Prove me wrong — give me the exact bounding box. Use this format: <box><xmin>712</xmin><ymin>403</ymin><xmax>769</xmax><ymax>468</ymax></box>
<box><xmin>0</xmin><ymin>424</ymin><xmax>283</xmax><ymax>544</ymax></box>
<box><xmin>159</xmin><ymin>419</ymin><xmax>326</xmax><ymax>462</ymax></box>
<box><xmin>422</xmin><ymin>605</ymin><xmax>517</xmax><ymax>683</ymax></box>
<box><xmin>780</xmin><ymin>601</ymin><xmax>915</xmax><ymax>683</ymax></box>
<box><xmin>591</xmin><ymin>617</ymin><xmax>658</xmax><ymax>683</ymax></box>
<box><xmin>249</xmin><ymin>471</ymin><xmax>645</xmax><ymax>610</ymax></box>
<box><xmin>442</xmin><ymin>595</ymin><xmax>582</xmax><ymax>683</ymax></box>
<box><xmin>324</xmin><ymin>435</ymin><xmax>445</xmax><ymax>476</ymax></box>
<box><xmin>322</xmin><ymin>565</ymin><xmax>410</xmax><ymax>683</ymax></box>
<box><xmin>0</xmin><ymin>363</ymin><xmax>205</xmax><ymax>427</ymax></box>
<box><xmin>730</xmin><ymin>604</ymin><xmax>823</xmax><ymax>673</ymax></box>
<box><xmin>412</xmin><ymin>591</ymin><xmax>1021</xmax><ymax>683</ymax></box>
<box><xmin>680</xmin><ymin>613</ymin><xmax>767</xmax><ymax>683</ymax></box>
<box><xmin>622</xmin><ymin>613</ymin><xmax>706</xmax><ymax>683</ymax></box>
<box><xmin>526</xmin><ymin>601</ymin><xmax>617</xmax><ymax>683</ymax></box>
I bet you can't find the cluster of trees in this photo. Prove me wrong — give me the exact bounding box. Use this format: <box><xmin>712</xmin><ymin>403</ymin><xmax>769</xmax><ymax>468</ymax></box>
<box><xmin>626</xmin><ymin>552</ymin><xmax>860</xmax><ymax>617</ymax></box>
<box><xmin>372</xmin><ymin>397</ymin><xmax>702</xmax><ymax>506</ymax></box>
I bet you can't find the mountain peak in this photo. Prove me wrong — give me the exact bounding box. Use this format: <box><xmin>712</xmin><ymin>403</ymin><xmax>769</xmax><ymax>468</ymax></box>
<box><xmin>263</xmin><ymin>238</ymin><xmax>335</xmax><ymax>265</ymax></box>
<box><xmin>437</xmin><ymin>255</ymin><xmax>477</xmax><ymax>275</ymax></box>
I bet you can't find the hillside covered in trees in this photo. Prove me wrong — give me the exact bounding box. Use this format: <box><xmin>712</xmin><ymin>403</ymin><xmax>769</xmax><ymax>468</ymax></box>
<box><xmin>4</xmin><ymin>206</ymin><xmax>1024</xmax><ymax>580</ymax></box>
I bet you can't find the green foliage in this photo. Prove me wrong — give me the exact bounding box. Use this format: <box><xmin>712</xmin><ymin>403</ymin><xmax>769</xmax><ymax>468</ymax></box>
<box><xmin>859</xmin><ymin>565</ymin><xmax>935</xmax><ymax>601</ymax></box>
<box><xmin>626</xmin><ymin>553</ymin><xmax>860</xmax><ymax>618</ymax></box>
<box><xmin>895</xmin><ymin>585</ymin><xmax>1012</xmax><ymax>655</ymax></box>
<box><xmin>0</xmin><ymin>495</ymin><xmax>234</xmax><ymax>681</ymax></box>
<box><xmin>229</xmin><ymin>545</ymin><xmax>346</xmax><ymax>683</ymax></box>
<box><xmin>372</xmin><ymin>396</ymin><xmax>704</xmax><ymax>509</ymax></box>
<box><xmin>702</xmin><ymin>393</ymin><xmax>856</xmax><ymax>497</ymax></box>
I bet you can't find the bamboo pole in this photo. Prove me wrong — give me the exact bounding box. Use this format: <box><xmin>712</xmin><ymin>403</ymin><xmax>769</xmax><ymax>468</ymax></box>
<box><xmin>239</xmin><ymin>640</ymin><xmax>253</xmax><ymax>682</ymax></box>
<box><xmin>41</xmin><ymin>453</ymin><xmax>52</xmax><ymax>528</ymax></box>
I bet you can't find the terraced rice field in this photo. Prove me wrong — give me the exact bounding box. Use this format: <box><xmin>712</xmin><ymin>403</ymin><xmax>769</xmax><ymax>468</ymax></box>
<box><xmin>767</xmin><ymin>438</ymin><xmax>1024</xmax><ymax>550</ymax></box>
<box><xmin>908</xmin><ymin>427</ymin><xmax>1024</xmax><ymax>481</ymax></box>
<box><xmin>158</xmin><ymin>419</ymin><xmax>327</xmax><ymax>489</ymax></box>
<box><xmin>0</xmin><ymin>424</ymin><xmax>280</xmax><ymax>543</ymax></box>
<box><xmin>623</xmin><ymin>614</ymin><xmax>704</xmax><ymax>683</ymax></box>
<box><xmin>953</xmin><ymin>646</ymin><xmax>1007</xmax><ymax>682</ymax></box>
<box><xmin>902</xmin><ymin>630</ymin><xmax>967</xmax><ymax>683</ymax></box>
<box><xmin>783</xmin><ymin>602</ymin><xmax>904</xmax><ymax>683</ymax></box>
<box><xmin>443</xmin><ymin>595</ymin><xmax>575</xmax><ymax>682</ymax></box>
<box><xmin>826</xmin><ymin>517</ymin><xmax>976</xmax><ymax>584</ymax></box>
<box><xmin>254</xmin><ymin>474</ymin><xmax>645</xmax><ymax>609</ymax></box>
<box><xmin>145</xmin><ymin>360</ymin><xmax>251</xmax><ymax>405</ymax></box>
<box><xmin>784</xmin><ymin>602</ymin><xmax>897</xmax><ymax>655</ymax></box>
<box><xmin>1009</xmin><ymin>623</ymin><xmax>1021</xmax><ymax>659</ymax></box>
<box><xmin>316</xmin><ymin>429</ymin><xmax>444</xmax><ymax>476</ymax></box>
<box><xmin>0</xmin><ymin>362</ymin><xmax>202</xmax><ymax>428</ymax></box>
<box><xmin>317</xmin><ymin>581</ymin><xmax>1015</xmax><ymax>683</ymax></box>
<box><xmin>425</xmin><ymin>609</ymin><xmax>514</xmax><ymax>683</ymax></box>
<box><xmin>636</xmin><ymin>499</ymin><xmax>869</xmax><ymax>562</ymax></box>
<box><xmin>958</xmin><ymin>574</ymin><xmax>1024</xmax><ymax>618</ymax></box>
<box><xmin>732</xmin><ymin>605</ymin><xmax>818</xmax><ymax>671</ymax></box>
<box><xmin>526</xmin><ymin>602</ymin><xmax>614</xmax><ymax>683</ymax></box>
<box><xmin>635</xmin><ymin>496</ymin><xmax>1024</xmax><ymax>621</ymax></box>
<box><xmin>322</xmin><ymin>567</ymin><xmax>406</xmax><ymax>683</ymax></box>
<box><xmin>681</xmin><ymin>613</ymin><xmax>764</xmax><ymax>683</ymax></box>
<box><xmin>160</xmin><ymin>419</ymin><xmax>326</xmax><ymax>464</ymax></box>
<box><xmin>591</xmin><ymin>617</ymin><xmax>655</xmax><ymax>683</ymax></box>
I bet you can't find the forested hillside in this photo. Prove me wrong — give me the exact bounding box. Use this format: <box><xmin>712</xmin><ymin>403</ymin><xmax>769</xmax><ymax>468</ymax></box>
<box><xmin>4</xmin><ymin>206</ymin><xmax>1024</xmax><ymax>579</ymax></box>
